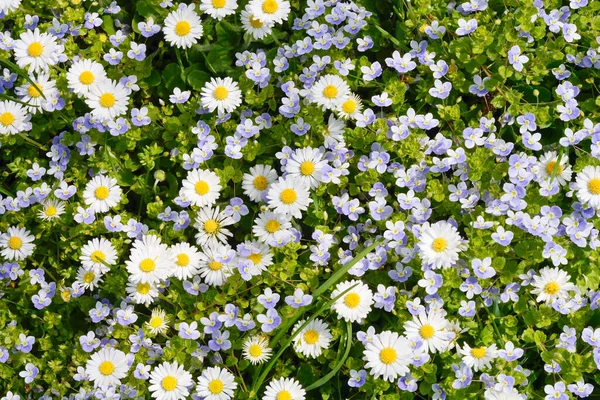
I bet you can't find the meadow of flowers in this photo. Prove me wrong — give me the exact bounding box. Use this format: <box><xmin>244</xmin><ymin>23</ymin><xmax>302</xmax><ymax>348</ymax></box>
<box><xmin>1</xmin><ymin>0</ymin><xmax>600</xmax><ymax>398</ymax></box>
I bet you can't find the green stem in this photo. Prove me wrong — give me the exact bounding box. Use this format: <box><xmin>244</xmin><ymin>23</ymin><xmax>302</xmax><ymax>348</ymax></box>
<box><xmin>305</xmin><ymin>322</ymin><xmax>353</xmax><ymax>391</ymax></box>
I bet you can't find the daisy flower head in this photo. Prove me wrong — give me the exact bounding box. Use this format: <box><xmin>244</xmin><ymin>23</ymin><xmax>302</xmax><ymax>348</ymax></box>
<box><xmin>310</xmin><ymin>74</ymin><xmax>351</xmax><ymax>111</ymax></box>
<box><xmin>67</xmin><ymin>59</ymin><xmax>107</xmax><ymax>96</ymax></box>
<box><xmin>337</xmin><ymin>93</ymin><xmax>363</xmax><ymax>120</ymax></box>
<box><xmin>85</xmin><ymin>347</ymin><xmax>129</xmax><ymax>389</ymax></box>
<box><xmin>242</xmin><ymin>336</ymin><xmax>272</xmax><ymax>365</ymax></box>
<box><xmin>13</xmin><ymin>28</ymin><xmax>63</xmax><ymax>74</ymax></box>
<box><xmin>242</xmin><ymin>164</ymin><xmax>278</xmax><ymax>203</ymax></box>
<box><xmin>196</xmin><ymin>366</ymin><xmax>238</xmax><ymax>400</ymax></box>
<box><xmin>37</xmin><ymin>199</ymin><xmax>65</xmax><ymax>221</ymax></box>
<box><xmin>200</xmin><ymin>77</ymin><xmax>242</xmax><ymax>114</ymax></box>
<box><xmin>0</xmin><ymin>0</ymin><xmax>21</xmax><ymax>15</ymax></box>
<box><xmin>331</xmin><ymin>280</ymin><xmax>374</xmax><ymax>323</ymax></box>
<box><xmin>535</xmin><ymin>151</ymin><xmax>572</xmax><ymax>186</ymax></box>
<box><xmin>0</xmin><ymin>100</ymin><xmax>31</xmax><ymax>135</ymax></box>
<box><xmin>252</xmin><ymin>211</ymin><xmax>292</xmax><ymax>244</ymax></box>
<box><xmin>403</xmin><ymin>309</ymin><xmax>453</xmax><ymax>353</ymax></box>
<box><xmin>248</xmin><ymin>0</ymin><xmax>290</xmax><ymax>25</ymax></box>
<box><xmin>418</xmin><ymin>220</ymin><xmax>467</xmax><ymax>269</ymax></box>
<box><xmin>83</xmin><ymin>174</ymin><xmax>122</xmax><ymax>213</ymax></box>
<box><xmin>198</xmin><ymin>243</ymin><xmax>235</xmax><ymax>286</ymax></box>
<box><xmin>263</xmin><ymin>377</ymin><xmax>306</xmax><ymax>400</ymax></box>
<box><xmin>363</xmin><ymin>330</ymin><xmax>412</xmax><ymax>382</ymax></box>
<box><xmin>484</xmin><ymin>388</ymin><xmax>523</xmax><ymax>400</ymax></box>
<box><xmin>0</xmin><ymin>226</ymin><xmax>35</xmax><ymax>261</ymax></box>
<box><xmin>75</xmin><ymin>266</ymin><xmax>103</xmax><ymax>291</ymax></box>
<box><xmin>163</xmin><ymin>3</ymin><xmax>204</xmax><ymax>48</ymax></box>
<box><xmin>15</xmin><ymin>73</ymin><xmax>58</xmax><ymax>114</ymax></box>
<box><xmin>292</xmin><ymin>318</ymin><xmax>332</xmax><ymax>358</ymax></box>
<box><xmin>80</xmin><ymin>237</ymin><xmax>118</xmax><ymax>274</ymax></box>
<box><xmin>531</xmin><ymin>266</ymin><xmax>576</xmax><ymax>304</ymax></box>
<box><xmin>125</xmin><ymin>235</ymin><xmax>176</xmax><ymax>284</ymax></box>
<box><xmin>266</xmin><ymin>176</ymin><xmax>312</xmax><ymax>219</ymax></box>
<box><xmin>239</xmin><ymin>240</ymin><xmax>273</xmax><ymax>274</ymax></box>
<box><xmin>170</xmin><ymin>242</ymin><xmax>201</xmax><ymax>280</ymax></box>
<box><xmin>180</xmin><ymin>168</ymin><xmax>222</xmax><ymax>208</ymax></box>
<box><xmin>126</xmin><ymin>279</ymin><xmax>159</xmax><ymax>306</ymax></box>
<box><xmin>285</xmin><ymin>147</ymin><xmax>328</xmax><ymax>189</ymax></box>
<box><xmin>459</xmin><ymin>342</ymin><xmax>498</xmax><ymax>371</ymax></box>
<box><xmin>194</xmin><ymin>206</ymin><xmax>235</xmax><ymax>247</ymax></box>
<box><xmin>574</xmin><ymin>165</ymin><xmax>600</xmax><ymax>209</ymax></box>
<box><xmin>85</xmin><ymin>79</ymin><xmax>130</xmax><ymax>121</ymax></box>
<box><xmin>148</xmin><ymin>361</ymin><xmax>193</xmax><ymax>400</ymax></box>
<box><xmin>199</xmin><ymin>0</ymin><xmax>238</xmax><ymax>20</ymax></box>
<box><xmin>240</xmin><ymin>7</ymin><xmax>274</xmax><ymax>39</ymax></box>
<box><xmin>146</xmin><ymin>308</ymin><xmax>170</xmax><ymax>336</ymax></box>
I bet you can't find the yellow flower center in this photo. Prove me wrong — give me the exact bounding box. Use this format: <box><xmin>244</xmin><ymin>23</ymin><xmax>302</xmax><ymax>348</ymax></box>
<box><xmin>149</xmin><ymin>316</ymin><xmax>163</xmax><ymax>328</ymax></box>
<box><xmin>276</xmin><ymin>391</ymin><xmax>292</xmax><ymax>400</ymax></box>
<box><xmin>208</xmin><ymin>261</ymin><xmax>223</xmax><ymax>271</ymax></box>
<box><xmin>44</xmin><ymin>206</ymin><xmax>57</xmax><ymax>216</ymax></box>
<box><xmin>208</xmin><ymin>379</ymin><xmax>224</xmax><ymax>394</ymax></box>
<box><xmin>8</xmin><ymin>236</ymin><xmax>22</xmax><ymax>250</ymax></box>
<box><xmin>91</xmin><ymin>250</ymin><xmax>105</xmax><ymax>263</ymax></box>
<box><xmin>61</xmin><ymin>290</ymin><xmax>72</xmax><ymax>301</ymax></box>
<box><xmin>341</xmin><ymin>99</ymin><xmax>357</xmax><ymax>114</ymax></box>
<box><xmin>471</xmin><ymin>347</ymin><xmax>487</xmax><ymax>359</ymax></box>
<box><xmin>175</xmin><ymin>20</ymin><xmax>191</xmax><ymax>36</ymax></box>
<box><xmin>344</xmin><ymin>292</ymin><xmax>360</xmax><ymax>309</ymax></box>
<box><xmin>322</xmin><ymin>84</ymin><xmax>338</xmax><ymax>99</ymax></box>
<box><xmin>420</xmin><ymin>324</ymin><xmax>435</xmax><ymax>339</ymax></box>
<box><xmin>248</xmin><ymin>252</ymin><xmax>262</xmax><ymax>264</ymax></box>
<box><xmin>279</xmin><ymin>188</ymin><xmax>297</xmax><ymax>204</ymax></box>
<box><xmin>28</xmin><ymin>83</ymin><xmax>42</xmax><ymax>98</ymax></box>
<box><xmin>265</xmin><ymin>220</ymin><xmax>280</xmax><ymax>233</ymax></box>
<box><xmin>545</xmin><ymin>161</ymin><xmax>563</xmax><ymax>175</ymax></box>
<box><xmin>204</xmin><ymin>219</ymin><xmax>219</xmax><ymax>234</ymax></box>
<box><xmin>588</xmin><ymin>178</ymin><xmax>600</xmax><ymax>195</ymax></box>
<box><xmin>79</xmin><ymin>71</ymin><xmax>95</xmax><ymax>85</ymax></box>
<box><xmin>253</xmin><ymin>175</ymin><xmax>268</xmax><ymax>190</ymax></box>
<box><xmin>99</xmin><ymin>93</ymin><xmax>116</xmax><ymax>108</ymax></box>
<box><xmin>249</xmin><ymin>15</ymin><xmax>264</xmax><ymax>28</ymax></box>
<box><xmin>139</xmin><ymin>258</ymin><xmax>156</xmax><ymax>273</ymax></box>
<box><xmin>83</xmin><ymin>271</ymin><xmax>95</xmax><ymax>284</ymax></box>
<box><xmin>544</xmin><ymin>281</ymin><xmax>560</xmax><ymax>295</ymax></box>
<box><xmin>99</xmin><ymin>361</ymin><xmax>115</xmax><ymax>376</ymax></box>
<box><xmin>300</xmin><ymin>161</ymin><xmax>315</xmax><ymax>176</ymax></box>
<box><xmin>176</xmin><ymin>253</ymin><xmax>190</xmax><ymax>267</ymax></box>
<box><xmin>27</xmin><ymin>42</ymin><xmax>43</xmax><ymax>57</ymax></box>
<box><xmin>262</xmin><ymin>0</ymin><xmax>279</xmax><ymax>14</ymax></box>
<box><xmin>0</xmin><ymin>112</ymin><xmax>16</xmax><ymax>127</ymax></box>
<box><xmin>303</xmin><ymin>329</ymin><xmax>319</xmax><ymax>344</ymax></box>
<box><xmin>249</xmin><ymin>344</ymin><xmax>263</xmax><ymax>357</ymax></box>
<box><xmin>212</xmin><ymin>0</ymin><xmax>226</xmax><ymax>8</ymax></box>
<box><xmin>213</xmin><ymin>86</ymin><xmax>229</xmax><ymax>100</ymax></box>
<box><xmin>95</xmin><ymin>185</ymin><xmax>110</xmax><ymax>200</ymax></box>
<box><xmin>432</xmin><ymin>237</ymin><xmax>447</xmax><ymax>252</ymax></box>
<box><xmin>162</xmin><ymin>375</ymin><xmax>178</xmax><ymax>391</ymax></box>
<box><xmin>195</xmin><ymin>180</ymin><xmax>210</xmax><ymax>195</ymax></box>
<box><xmin>379</xmin><ymin>347</ymin><xmax>397</xmax><ymax>365</ymax></box>
<box><xmin>137</xmin><ymin>282</ymin><xmax>151</xmax><ymax>294</ymax></box>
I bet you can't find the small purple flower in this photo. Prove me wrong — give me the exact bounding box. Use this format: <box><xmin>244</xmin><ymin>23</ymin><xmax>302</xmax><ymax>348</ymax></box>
<box><xmin>372</xmin><ymin>92</ymin><xmax>392</xmax><ymax>107</ymax></box>
<box><xmin>568</xmin><ymin>380</ymin><xmax>594</xmax><ymax>398</ymax></box>
<box><xmin>74</xmin><ymin>206</ymin><xmax>95</xmax><ymax>224</ymax></box>
<box><xmin>258</xmin><ymin>288</ymin><xmax>280</xmax><ymax>309</ymax></box>
<box><xmin>31</xmin><ymin>290</ymin><xmax>51</xmax><ymax>309</ymax></box>
<box><xmin>544</xmin><ymin>360</ymin><xmax>562</xmax><ymax>373</ymax></box>
<box><xmin>458</xmin><ymin>300</ymin><xmax>476</xmax><ymax>317</ymax></box>
<box><xmin>208</xmin><ymin>330</ymin><xmax>231</xmax><ymax>351</ymax></box>
<box><xmin>429</xmin><ymin>79</ymin><xmax>452</xmax><ymax>99</ymax></box>
<box><xmin>79</xmin><ymin>331</ymin><xmax>100</xmax><ymax>353</ymax></box>
<box><xmin>103</xmin><ymin>48</ymin><xmax>123</xmax><ymax>65</ymax></box>
<box><xmin>15</xmin><ymin>334</ymin><xmax>35</xmax><ymax>353</ymax></box>
<box><xmin>456</xmin><ymin>18</ymin><xmax>478</xmax><ymax>35</ymax></box>
<box><xmin>285</xmin><ymin>288</ymin><xmax>313</xmax><ymax>308</ymax></box>
<box><xmin>492</xmin><ymin>226</ymin><xmax>513</xmax><ymax>246</ymax></box>
<box><xmin>127</xmin><ymin>42</ymin><xmax>146</xmax><ymax>61</ymax></box>
<box><xmin>469</xmin><ymin>74</ymin><xmax>489</xmax><ymax>96</ymax></box>
<box><xmin>179</xmin><ymin>321</ymin><xmax>201</xmax><ymax>340</ymax></box>
<box><xmin>418</xmin><ymin>270</ymin><xmax>443</xmax><ymax>295</ymax></box>
<box><xmin>516</xmin><ymin>113</ymin><xmax>536</xmax><ymax>133</ymax></box>
<box><xmin>508</xmin><ymin>45</ymin><xmax>529</xmax><ymax>72</ymax></box>
<box><xmin>131</xmin><ymin>107</ymin><xmax>151</xmax><ymax>126</ymax></box>
<box><xmin>398</xmin><ymin>373</ymin><xmax>418</xmax><ymax>392</ymax></box>
<box><xmin>257</xmin><ymin>308</ymin><xmax>281</xmax><ymax>333</ymax></box>
<box><xmin>218</xmin><ymin>304</ymin><xmax>239</xmax><ymax>328</ymax></box>
<box><xmin>452</xmin><ymin>363</ymin><xmax>472</xmax><ymax>389</ymax></box>
<box><xmin>545</xmin><ymin>382</ymin><xmax>568</xmax><ymax>400</ymax></box>
<box><xmin>361</xmin><ymin>61</ymin><xmax>382</xmax><ymax>81</ymax></box>
<box><xmin>138</xmin><ymin>17</ymin><xmax>161</xmax><ymax>38</ymax></box>
<box><xmin>373</xmin><ymin>284</ymin><xmax>396</xmax><ymax>312</ymax></box>
<box><xmin>498</xmin><ymin>341</ymin><xmax>524</xmax><ymax>361</ymax></box>
<box><xmin>348</xmin><ymin>369</ymin><xmax>366</xmax><ymax>388</ymax></box>
<box><xmin>200</xmin><ymin>312</ymin><xmax>223</xmax><ymax>335</ymax></box>
<box><xmin>19</xmin><ymin>363</ymin><xmax>38</xmax><ymax>384</ymax></box>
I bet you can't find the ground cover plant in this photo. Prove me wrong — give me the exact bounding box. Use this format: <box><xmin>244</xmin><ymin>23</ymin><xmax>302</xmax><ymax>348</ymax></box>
<box><xmin>0</xmin><ymin>0</ymin><xmax>600</xmax><ymax>399</ymax></box>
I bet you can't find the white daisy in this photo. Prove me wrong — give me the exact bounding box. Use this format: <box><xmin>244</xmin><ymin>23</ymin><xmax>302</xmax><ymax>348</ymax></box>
<box><xmin>80</xmin><ymin>237</ymin><xmax>118</xmax><ymax>274</ymax></box>
<box><xmin>484</xmin><ymin>388</ymin><xmax>523</xmax><ymax>400</ymax></box>
<box><xmin>170</xmin><ymin>242</ymin><xmax>201</xmax><ymax>280</ymax></box>
<box><xmin>85</xmin><ymin>347</ymin><xmax>129</xmax><ymax>389</ymax></box>
<box><xmin>535</xmin><ymin>151</ymin><xmax>572</xmax><ymax>186</ymax></box>
<box><xmin>248</xmin><ymin>0</ymin><xmax>291</xmax><ymax>25</ymax></box>
<box><xmin>13</xmin><ymin>28</ymin><xmax>63</xmax><ymax>74</ymax></box>
<box><xmin>74</xmin><ymin>266</ymin><xmax>103</xmax><ymax>291</ymax></box>
<box><xmin>310</xmin><ymin>74</ymin><xmax>351</xmax><ymax>111</ymax></box>
<box><xmin>403</xmin><ymin>309</ymin><xmax>453</xmax><ymax>353</ymax></box>
<box><xmin>242</xmin><ymin>164</ymin><xmax>278</xmax><ymax>203</ymax></box>
<box><xmin>239</xmin><ymin>240</ymin><xmax>273</xmax><ymax>274</ymax></box>
<box><xmin>83</xmin><ymin>174</ymin><xmax>122</xmax><ymax>213</ymax></box>
<box><xmin>148</xmin><ymin>361</ymin><xmax>193</xmax><ymax>400</ymax></box>
<box><xmin>164</xmin><ymin>4</ymin><xmax>203</xmax><ymax>49</ymax></box>
<box><xmin>0</xmin><ymin>0</ymin><xmax>21</xmax><ymax>15</ymax></box>
<box><xmin>196</xmin><ymin>366</ymin><xmax>238</xmax><ymax>400</ymax></box>
<box><xmin>459</xmin><ymin>343</ymin><xmax>498</xmax><ymax>372</ymax></box>
<box><xmin>0</xmin><ymin>100</ymin><xmax>31</xmax><ymax>136</ymax></box>
<box><xmin>200</xmin><ymin>77</ymin><xmax>242</xmax><ymax>114</ymax></box>
<box><xmin>242</xmin><ymin>336</ymin><xmax>272</xmax><ymax>365</ymax></box>
<box><xmin>336</xmin><ymin>93</ymin><xmax>363</xmax><ymax>120</ymax></box>
<box><xmin>85</xmin><ymin>79</ymin><xmax>130</xmax><ymax>122</ymax></box>
<box><xmin>266</xmin><ymin>176</ymin><xmax>312</xmax><ymax>219</ymax></box>
<box><xmin>37</xmin><ymin>199</ymin><xmax>65</xmax><ymax>221</ymax></box>
<box><xmin>240</xmin><ymin>7</ymin><xmax>274</xmax><ymax>39</ymax></box>
<box><xmin>198</xmin><ymin>243</ymin><xmax>235</xmax><ymax>286</ymax></box>
<box><xmin>15</xmin><ymin>73</ymin><xmax>58</xmax><ymax>114</ymax></box>
<box><xmin>199</xmin><ymin>0</ymin><xmax>238</xmax><ymax>20</ymax></box>
<box><xmin>418</xmin><ymin>220</ymin><xmax>467</xmax><ymax>269</ymax></box>
<box><xmin>66</xmin><ymin>59</ymin><xmax>107</xmax><ymax>96</ymax></box>
<box><xmin>574</xmin><ymin>165</ymin><xmax>600</xmax><ymax>209</ymax></box>
<box><xmin>292</xmin><ymin>318</ymin><xmax>332</xmax><ymax>358</ymax></box>
<box><xmin>530</xmin><ymin>266</ymin><xmax>576</xmax><ymax>304</ymax></box>
<box><xmin>285</xmin><ymin>147</ymin><xmax>328</xmax><ymax>189</ymax></box>
<box><xmin>331</xmin><ymin>280</ymin><xmax>373</xmax><ymax>323</ymax></box>
<box><xmin>125</xmin><ymin>235</ymin><xmax>176</xmax><ymax>284</ymax></box>
<box><xmin>126</xmin><ymin>280</ymin><xmax>159</xmax><ymax>306</ymax></box>
<box><xmin>322</xmin><ymin>114</ymin><xmax>346</xmax><ymax>148</ymax></box>
<box><xmin>252</xmin><ymin>211</ymin><xmax>292</xmax><ymax>244</ymax></box>
<box><xmin>194</xmin><ymin>206</ymin><xmax>235</xmax><ymax>247</ymax></box>
<box><xmin>180</xmin><ymin>168</ymin><xmax>222</xmax><ymax>208</ymax></box>
<box><xmin>0</xmin><ymin>226</ymin><xmax>35</xmax><ymax>261</ymax></box>
<box><xmin>263</xmin><ymin>377</ymin><xmax>305</xmax><ymax>400</ymax></box>
<box><xmin>146</xmin><ymin>308</ymin><xmax>170</xmax><ymax>336</ymax></box>
<box><xmin>363</xmin><ymin>330</ymin><xmax>412</xmax><ymax>382</ymax></box>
